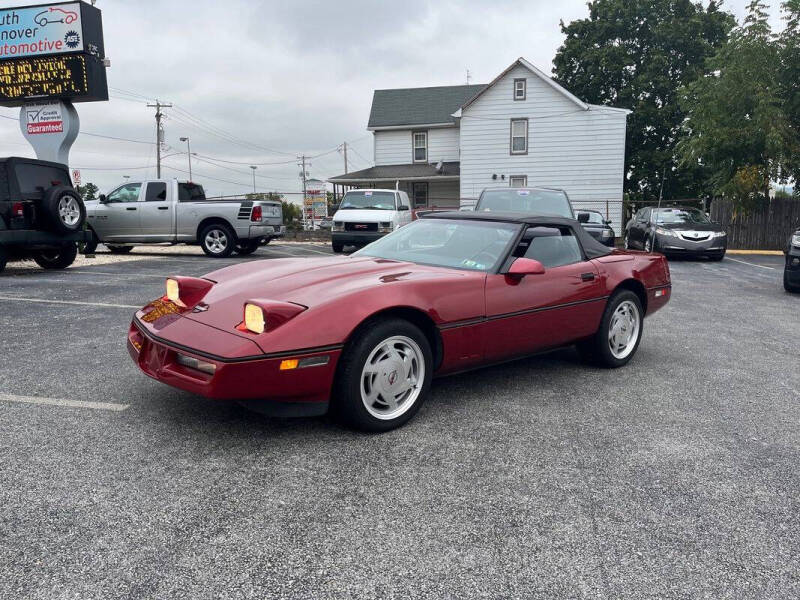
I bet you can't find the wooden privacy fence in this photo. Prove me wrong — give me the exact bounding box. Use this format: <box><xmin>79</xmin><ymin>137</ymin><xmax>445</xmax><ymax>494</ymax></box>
<box><xmin>711</xmin><ymin>197</ymin><xmax>800</xmax><ymax>250</ymax></box>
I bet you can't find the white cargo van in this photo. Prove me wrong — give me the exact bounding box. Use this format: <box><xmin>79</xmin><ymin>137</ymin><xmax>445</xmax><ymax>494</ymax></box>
<box><xmin>330</xmin><ymin>189</ymin><xmax>412</xmax><ymax>253</ymax></box>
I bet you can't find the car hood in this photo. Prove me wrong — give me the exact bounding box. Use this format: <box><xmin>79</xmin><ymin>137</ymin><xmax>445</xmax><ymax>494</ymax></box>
<box><xmin>332</xmin><ymin>208</ymin><xmax>396</xmax><ymax>222</ymax></box>
<box><xmin>185</xmin><ymin>256</ymin><xmax>481</xmax><ymax>331</ymax></box>
<box><xmin>655</xmin><ymin>222</ymin><xmax>722</xmax><ymax>232</ymax></box>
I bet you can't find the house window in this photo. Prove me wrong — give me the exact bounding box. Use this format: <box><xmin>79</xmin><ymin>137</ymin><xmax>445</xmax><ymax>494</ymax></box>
<box><xmin>510</xmin><ymin>119</ymin><xmax>528</xmax><ymax>155</ymax></box>
<box><xmin>412</xmin><ymin>182</ymin><xmax>428</xmax><ymax>208</ymax></box>
<box><xmin>413</xmin><ymin>131</ymin><xmax>427</xmax><ymax>163</ymax></box>
<box><xmin>514</xmin><ymin>78</ymin><xmax>526</xmax><ymax>100</ymax></box>
<box><xmin>509</xmin><ymin>175</ymin><xmax>527</xmax><ymax>187</ymax></box>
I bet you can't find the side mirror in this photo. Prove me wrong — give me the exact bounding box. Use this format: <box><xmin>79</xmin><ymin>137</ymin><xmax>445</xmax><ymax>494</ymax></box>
<box><xmin>331</xmin><ymin>204</ymin><xmax>340</xmax><ymax>213</ymax></box>
<box><xmin>397</xmin><ymin>205</ymin><xmax>409</xmax><ymax>211</ymax></box>
<box><xmin>577</xmin><ymin>213</ymin><xmax>589</xmax><ymax>223</ymax></box>
<box><xmin>507</xmin><ymin>257</ymin><xmax>546</xmax><ymax>278</ymax></box>
<box><xmin>604</xmin><ymin>219</ymin><xmax>612</xmax><ymax>226</ymax></box>
<box><xmin>99</xmin><ymin>194</ymin><xmax>108</xmax><ymax>203</ymax></box>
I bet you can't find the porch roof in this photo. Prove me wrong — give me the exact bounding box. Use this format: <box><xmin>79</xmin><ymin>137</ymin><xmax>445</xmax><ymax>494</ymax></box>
<box><xmin>328</xmin><ymin>162</ymin><xmax>460</xmax><ymax>184</ymax></box>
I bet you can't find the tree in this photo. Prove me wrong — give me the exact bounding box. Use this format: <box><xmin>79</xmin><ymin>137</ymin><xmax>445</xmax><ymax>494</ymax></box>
<box><xmin>553</xmin><ymin>0</ymin><xmax>735</xmax><ymax>202</ymax></box>
<box><xmin>280</xmin><ymin>200</ymin><xmax>302</xmax><ymax>228</ymax></box>
<box><xmin>76</xmin><ymin>182</ymin><xmax>99</xmax><ymax>202</ymax></box>
<box><xmin>677</xmin><ymin>1</ymin><xmax>798</xmax><ymax>212</ymax></box>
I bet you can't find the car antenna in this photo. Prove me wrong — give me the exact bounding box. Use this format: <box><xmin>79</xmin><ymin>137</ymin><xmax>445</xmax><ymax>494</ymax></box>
<box><xmin>649</xmin><ymin>166</ymin><xmax>667</xmax><ymax>251</ymax></box>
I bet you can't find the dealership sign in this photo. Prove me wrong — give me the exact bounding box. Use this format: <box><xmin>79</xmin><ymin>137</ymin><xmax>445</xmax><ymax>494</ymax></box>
<box><xmin>0</xmin><ymin>2</ymin><xmax>96</xmax><ymax>59</ymax></box>
<box><xmin>24</xmin><ymin>101</ymin><xmax>63</xmax><ymax>134</ymax></box>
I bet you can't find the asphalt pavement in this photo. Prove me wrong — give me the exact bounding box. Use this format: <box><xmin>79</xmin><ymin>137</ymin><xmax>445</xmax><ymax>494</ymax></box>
<box><xmin>0</xmin><ymin>246</ymin><xmax>798</xmax><ymax>599</ymax></box>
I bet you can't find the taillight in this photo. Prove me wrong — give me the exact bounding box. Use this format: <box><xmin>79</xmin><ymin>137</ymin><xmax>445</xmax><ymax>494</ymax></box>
<box><xmin>12</xmin><ymin>202</ymin><xmax>24</xmax><ymax>217</ymax></box>
<box><xmin>251</xmin><ymin>205</ymin><xmax>262</xmax><ymax>222</ymax></box>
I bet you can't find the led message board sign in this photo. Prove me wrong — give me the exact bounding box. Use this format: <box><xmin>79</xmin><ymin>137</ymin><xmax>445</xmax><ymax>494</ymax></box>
<box><xmin>0</xmin><ymin>53</ymin><xmax>108</xmax><ymax>106</ymax></box>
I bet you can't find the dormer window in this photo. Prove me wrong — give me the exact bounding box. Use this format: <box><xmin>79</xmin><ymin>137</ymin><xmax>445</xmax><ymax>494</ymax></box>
<box><xmin>514</xmin><ymin>78</ymin><xmax>526</xmax><ymax>100</ymax></box>
<box><xmin>413</xmin><ymin>131</ymin><xmax>428</xmax><ymax>162</ymax></box>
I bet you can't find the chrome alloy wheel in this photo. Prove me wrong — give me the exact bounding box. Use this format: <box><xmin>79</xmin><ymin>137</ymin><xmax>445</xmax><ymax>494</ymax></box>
<box><xmin>608</xmin><ymin>300</ymin><xmax>641</xmax><ymax>359</ymax></box>
<box><xmin>360</xmin><ymin>335</ymin><xmax>425</xmax><ymax>420</ymax></box>
<box><xmin>58</xmin><ymin>195</ymin><xmax>81</xmax><ymax>227</ymax></box>
<box><xmin>644</xmin><ymin>236</ymin><xmax>653</xmax><ymax>253</ymax></box>
<box><xmin>205</xmin><ymin>229</ymin><xmax>229</xmax><ymax>254</ymax></box>
<box><xmin>623</xmin><ymin>233</ymin><xmax>630</xmax><ymax>250</ymax></box>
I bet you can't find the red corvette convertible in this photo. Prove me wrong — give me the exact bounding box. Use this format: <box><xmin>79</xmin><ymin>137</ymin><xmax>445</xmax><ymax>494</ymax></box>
<box><xmin>129</xmin><ymin>212</ymin><xmax>671</xmax><ymax>431</ymax></box>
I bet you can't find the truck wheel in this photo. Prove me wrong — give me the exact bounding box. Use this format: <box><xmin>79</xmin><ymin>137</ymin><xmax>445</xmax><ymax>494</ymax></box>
<box><xmin>107</xmin><ymin>245</ymin><xmax>133</xmax><ymax>254</ymax></box>
<box><xmin>43</xmin><ymin>187</ymin><xmax>86</xmax><ymax>234</ymax></box>
<box><xmin>332</xmin><ymin>241</ymin><xmax>344</xmax><ymax>253</ymax></box>
<box><xmin>0</xmin><ymin>245</ymin><xmax>7</xmax><ymax>274</ymax></box>
<box><xmin>235</xmin><ymin>240</ymin><xmax>260</xmax><ymax>255</ymax></box>
<box><xmin>32</xmin><ymin>243</ymin><xmax>78</xmax><ymax>270</ymax></box>
<box><xmin>82</xmin><ymin>229</ymin><xmax>99</xmax><ymax>254</ymax></box>
<box><xmin>200</xmin><ymin>223</ymin><xmax>236</xmax><ymax>258</ymax></box>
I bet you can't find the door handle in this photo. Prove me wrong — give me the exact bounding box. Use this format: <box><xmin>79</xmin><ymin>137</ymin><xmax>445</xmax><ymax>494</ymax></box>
<box><xmin>158</xmin><ymin>206</ymin><xmax>169</xmax><ymax>210</ymax></box>
<box><xmin>126</xmin><ymin>207</ymin><xmax>137</xmax><ymax>211</ymax></box>
<box><xmin>581</xmin><ymin>273</ymin><xmax>595</xmax><ymax>281</ymax></box>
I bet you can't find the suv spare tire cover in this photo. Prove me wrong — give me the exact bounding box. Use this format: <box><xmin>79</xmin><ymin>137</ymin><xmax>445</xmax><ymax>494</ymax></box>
<box><xmin>42</xmin><ymin>186</ymin><xmax>86</xmax><ymax>234</ymax></box>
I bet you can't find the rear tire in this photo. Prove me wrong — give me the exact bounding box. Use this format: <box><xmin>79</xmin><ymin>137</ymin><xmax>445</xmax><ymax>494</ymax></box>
<box><xmin>107</xmin><ymin>245</ymin><xmax>133</xmax><ymax>254</ymax></box>
<box><xmin>82</xmin><ymin>229</ymin><xmax>99</xmax><ymax>254</ymax></box>
<box><xmin>0</xmin><ymin>245</ymin><xmax>7</xmax><ymax>274</ymax></box>
<box><xmin>42</xmin><ymin>187</ymin><xmax>86</xmax><ymax>234</ymax></box>
<box><xmin>235</xmin><ymin>240</ymin><xmax>260</xmax><ymax>255</ymax></box>
<box><xmin>332</xmin><ymin>241</ymin><xmax>344</xmax><ymax>253</ymax></box>
<box><xmin>785</xmin><ymin>270</ymin><xmax>800</xmax><ymax>293</ymax></box>
<box><xmin>32</xmin><ymin>243</ymin><xmax>78</xmax><ymax>270</ymax></box>
<box><xmin>200</xmin><ymin>222</ymin><xmax>236</xmax><ymax>258</ymax></box>
<box><xmin>578</xmin><ymin>290</ymin><xmax>643</xmax><ymax>368</ymax></box>
<box><xmin>332</xmin><ymin>318</ymin><xmax>432</xmax><ymax>432</ymax></box>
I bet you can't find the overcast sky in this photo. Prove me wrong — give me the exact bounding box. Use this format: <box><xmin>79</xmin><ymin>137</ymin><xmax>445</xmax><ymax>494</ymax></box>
<box><xmin>0</xmin><ymin>0</ymin><xmax>787</xmax><ymax>200</ymax></box>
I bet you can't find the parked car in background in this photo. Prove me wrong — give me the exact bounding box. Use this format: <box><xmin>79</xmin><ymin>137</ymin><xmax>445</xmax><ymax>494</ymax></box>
<box><xmin>784</xmin><ymin>226</ymin><xmax>800</xmax><ymax>293</ymax></box>
<box><xmin>0</xmin><ymin>157</ymin><xmax>90</xmax><ymax>274</ymax></box>
<box><xmin>84</xmin><ymin>180</ymin><xmax>284</xmax><ymax>258</ymax></box>
<box><xmin>624</xmin><ymin>206</ymin><xmax>727</xmax><ymax>260</ymax></box>
<box><xmin>577</xmin><ymin>210</ymin><xmax>616</xmax><ymax>246</ymax></box>
<box><xmin>128</xmin><ymin>211</ymin><xmax>671</xmax><ymax>432</ymax></box>
<box><xmin>472</xmin><ymin>187</ymin><xmax>575</xmax><ymax>218</ymax></box>
<box><xmin>330</xmin><ymin>189</ymin><xmax>412</xmax><ymax>253</ymax></box>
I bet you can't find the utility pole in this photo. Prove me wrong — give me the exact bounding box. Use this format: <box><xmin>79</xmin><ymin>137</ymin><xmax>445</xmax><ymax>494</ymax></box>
<box><xmin>147</xmin><ymin>100</ymin><xmax>172</xmax><ymax>178</ymax></box>
<box><xmin>339</xmin><ymin>141</ymin><xmax>348</xmax><ymax>174</ymax></box>
<box><xmin>250</xmin><ymin>165</ymin><xmax>257</xmax><ymax>194</ymax></box>
<box><xmin>298</xmin><ymin>154</ymin><xmax>311</xmax><ymax>230</ymax></box>
<box><xmin>466</xmin><ymin>68</ymin><xmax>471</xmax><ymax>84</ymax></box>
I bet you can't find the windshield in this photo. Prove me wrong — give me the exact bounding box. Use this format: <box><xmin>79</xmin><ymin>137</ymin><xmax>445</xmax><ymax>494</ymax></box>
<box><xmin>355</xmin><ymin>218</ymin><xmax>520</xmax><ymax>272</ymax></box>
<box><xmin>340</xmin><ymin>191</ymin><xmax>396</xmax><ymax>210</ymax></box>
<box><xmin>578</xmin><ymin>211</ymin><xmax>604</xmax><ymax>224</ymax></box>
<box><xmin>654</xmin><ymin>208</ymin><xmax>710</xmax><ymax>225</ymax></box>
<box><xmin>477</xmin><ymin>189</ymin><xmax>573</xmax><ymax>218</ymax></box>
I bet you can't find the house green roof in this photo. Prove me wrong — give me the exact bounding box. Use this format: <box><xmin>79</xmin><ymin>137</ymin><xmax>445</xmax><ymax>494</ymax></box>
<box><xmin>368</xmin><ymin>84</ymin><xmax>486</xmax><ymax>129</ymax></box>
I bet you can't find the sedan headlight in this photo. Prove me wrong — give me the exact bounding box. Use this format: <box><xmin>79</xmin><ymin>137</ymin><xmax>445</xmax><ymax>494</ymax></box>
<box><xmin>792</xmin><ymin>233</ymin><xmax>800</xmax><ymax>248</ymax></box>
<box><xmin>244</xmin><ymin>303</ymin><xmax>265</xmax><ymax>334</ymax></box>
<box><xmin>602</xmin><ymin>228</ymin><xmax>614</xmax><ymax>237</ymax></box>
<box><xmin>332</xmin><ymin>221</ymin><xmax>344</xmax><ymax>232</ymax></box>
<box><xmin>712</xmin><ymin>231</ymin><xmax>727</xmax><ymax>238</ymax></box>
<box><xmin>378</xmin><ymin>221</ymin><xmax>393</xmax><ymax>233</ymax></box>
<box><xmin>655</xmin><ymin>227</ymin><xmax>677</xmax><ymax>237</ymax></box>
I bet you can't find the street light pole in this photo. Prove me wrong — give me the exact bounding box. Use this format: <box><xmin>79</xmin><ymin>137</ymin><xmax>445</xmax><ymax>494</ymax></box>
<box><xmin>250</xmin><ymin>165</ymin><xmax>257</xmax><ymax>194</ymax></box>
<box><xmin>179</xmin><ymin>136</ymin><xmax>192</xmax><ymax>181</ymax></box>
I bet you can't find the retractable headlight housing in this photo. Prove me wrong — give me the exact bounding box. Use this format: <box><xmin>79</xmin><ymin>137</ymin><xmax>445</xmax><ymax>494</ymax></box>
<box><xmin>165</xmin><ymin>277</ymin><xmax>214</xmax><ymax>308</ymax></box>
<box><xmin>239</xmin><ymin>300</ymin><xmax>308</xmax><ymax>335</ymax></box>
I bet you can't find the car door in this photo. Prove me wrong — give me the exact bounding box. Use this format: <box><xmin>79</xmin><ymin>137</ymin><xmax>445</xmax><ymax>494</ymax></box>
<box><xmin>631</xmin><ymin>208</ymin><xmax>650</xmax><ymax>248</ymax></box>
<box><xmin>136</xmin><ymin>181</ymin><xmax>174</xmax><ymax>241</ymax></box>
<box><xmin>88</xmin><ymin>183</ymin><xmax>143</xmax><ymax>241</ymax></box>
<box><xmin>483</xmin><ymin>225</ymin><xmax>605</xmax><ymax>362</ymax></box>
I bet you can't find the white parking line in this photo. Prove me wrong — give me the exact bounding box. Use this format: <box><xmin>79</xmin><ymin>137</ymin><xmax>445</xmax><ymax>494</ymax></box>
<box><xmin>0</xmin><ymin>393</ymin><xmax>129</xmax><ymax>412</ymax></box>
<box><xmin>0</xmin><ymin>296</ymin><xmax>139</xmax><ymax>309</ymax></box>
<box><xmin>725</xmin><ymin>257</ymin><xmax>776</xmax><ymax>270</ymax></box>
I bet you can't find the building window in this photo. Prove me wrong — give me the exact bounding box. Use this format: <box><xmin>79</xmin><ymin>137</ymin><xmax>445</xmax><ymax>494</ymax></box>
<box><xmin>412</xmin><ymin>182</ymin><xmax>428</xmax><ymax>207</ymax></box>
<box><xmin>510</xmin><ymin>119</ymin><xmax>528</xmax><ymax>155</ymax></box>
<box><xmin>509</xmin><ymin>175</ymin><xmax>527</xmax><ymax>187</ymax></box>
<box><xmin>513</xmin><ymin>78</ymin><xmax>526</xmax><ymax>100</ymax></box>
<box><xmin>413</xmin><ymin>131</ymin><xmax>427</xmax><ymax>163</ymax></box>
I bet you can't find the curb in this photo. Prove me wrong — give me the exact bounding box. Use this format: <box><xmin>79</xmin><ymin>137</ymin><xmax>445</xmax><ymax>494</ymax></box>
<box><xmin>726</xmin><ymin>250</ymin><xmax>785</xmax><ymax>256</ymax></box>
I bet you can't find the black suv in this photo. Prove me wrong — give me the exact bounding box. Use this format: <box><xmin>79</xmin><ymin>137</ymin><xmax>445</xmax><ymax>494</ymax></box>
<box><xmin>0</xmin><ymin>157</ymin><xmax>90</xmax><ymax>274</ymax></box>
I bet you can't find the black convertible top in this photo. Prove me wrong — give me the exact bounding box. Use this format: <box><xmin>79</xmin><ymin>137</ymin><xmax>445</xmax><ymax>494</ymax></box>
<box><xmin>421</xmin><ymin>210</ymin><xmax>614</xmax><ymax>259</ymax></box>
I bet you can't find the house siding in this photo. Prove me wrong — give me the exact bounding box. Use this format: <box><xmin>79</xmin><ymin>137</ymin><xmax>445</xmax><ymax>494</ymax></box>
<box><xmin>374</xmin><ymin>127</ymin><xmax>459</xmax><ymax>166</ymax></box>
<box><xmin>459</xmin><ymin>64</ymin><xmax>627</xmax><ymax>231</ymax></box>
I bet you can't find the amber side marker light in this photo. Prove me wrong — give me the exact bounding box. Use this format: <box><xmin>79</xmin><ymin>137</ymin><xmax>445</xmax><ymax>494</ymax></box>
<box><xmin>280</xmin><ymin>356</ymin><xmax>330</xmax><ymax>371</ymax></box>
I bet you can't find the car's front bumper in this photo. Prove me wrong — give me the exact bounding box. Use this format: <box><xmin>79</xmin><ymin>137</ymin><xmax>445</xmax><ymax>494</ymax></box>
<box><xmin>332</xmin><ymin>231</ymin><xmax>386</xmax><ymax>246</ymax></box>
<box><xmin>128</xmin><ymin>316</ymin><xmax>340</xmax><ymax>416</ymax></box>
<box><xmin>657</xmin><ymin>234</ymin><xmax>726</xmax><ymax>256</ymax></box>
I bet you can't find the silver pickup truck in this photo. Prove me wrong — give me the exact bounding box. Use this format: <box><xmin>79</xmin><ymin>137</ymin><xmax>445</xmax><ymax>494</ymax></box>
<box><xmin>84</xmin><ymin>180</ymin><xmax>284</xmax><ymax>257</ymax></box>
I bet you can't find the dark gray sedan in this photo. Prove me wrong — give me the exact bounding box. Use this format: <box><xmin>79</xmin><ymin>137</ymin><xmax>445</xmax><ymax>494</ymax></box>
<box><xmin>624</xmin><ymin>206</ymin><xmax>727</xmax><ymax>260</ymax></box>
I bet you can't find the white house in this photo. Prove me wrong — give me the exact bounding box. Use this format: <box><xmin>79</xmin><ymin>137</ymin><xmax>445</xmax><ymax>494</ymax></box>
<box><xmin>329</xmin><ymin>57</ymin><xmax>630</xmax><ymax>231</ymax></box>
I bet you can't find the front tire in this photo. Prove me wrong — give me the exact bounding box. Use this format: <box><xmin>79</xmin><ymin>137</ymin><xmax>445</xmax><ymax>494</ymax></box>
<box><xmin>785</xmin><ymin>270</ymin><xmax>800</xmax><ymax>293</ymax></box>
<box><xmin>106</xmin><ymin>245</ymin><xmax>133</xmax><ymax>254</ymax></box>
<box><xmin>32</xmin><ymin>243</ymin><xmax>78</xmax><ymax>270</ymax></box>
<box><xmin>333</xmin><ymin>318</ymin><xmax>432</xmax><ymax>432</ymax></box>
<box><xmin>578</xmin><ymin>290</ymin><xmax>643</xmax><ymax>368</ymax></box>
<box><xmin>200</xmin><ymin>223</ymin><xmax>236</xmax><ymax>258</ymax></box>
<box><xmin>235</xmin><ymin>240</ymin><xmax>261</xmax><ymax>255</ymax></box>
<box><xmin>332</xmin><ymin>241</ymin><xmax>344</xmax><ymax>253</ymax></box>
